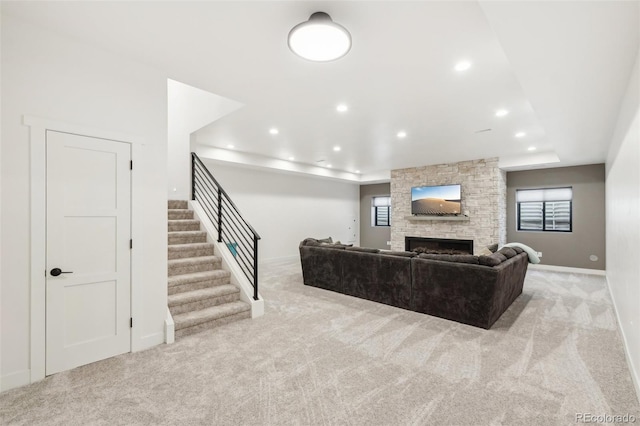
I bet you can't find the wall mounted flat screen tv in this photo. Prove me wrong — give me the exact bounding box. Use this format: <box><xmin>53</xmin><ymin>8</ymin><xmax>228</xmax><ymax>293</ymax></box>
<box><xmin>411</xmin><ymin>184</ymin><xmax>461</xmax><ymax>215</ymax></box>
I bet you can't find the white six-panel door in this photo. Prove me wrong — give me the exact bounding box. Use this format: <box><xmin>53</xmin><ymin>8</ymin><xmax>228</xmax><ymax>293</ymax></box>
<box><xmin>46</xmin><ymin>130</ymin><xmax>131</xmax><ymax>375</ymax></box>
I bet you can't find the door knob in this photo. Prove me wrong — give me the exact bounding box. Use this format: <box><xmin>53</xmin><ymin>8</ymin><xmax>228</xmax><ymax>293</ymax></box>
<box><xmin>50</xmin><ymin>268</ymin><xmax>73</xmax><ymax>277</ymax></box>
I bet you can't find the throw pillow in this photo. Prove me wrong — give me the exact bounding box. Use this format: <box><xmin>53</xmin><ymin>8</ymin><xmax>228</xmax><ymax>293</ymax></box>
<box><xmin>487</xmin><ymin>243</ymin><xmax>499</xmax><ymax>253</ymax></box>
<box><xmin>477</xmin><ymin>246</ymin><xmax>493</xmax><ymax>256</ymax></box>
<box><xmin>318</xmin><ymin>237</ymin><xmax>333</xmax><ymax>243</ymax></box>
<box><xmin>319</xmin><ymin>242</ymin><xmax>347</xmax><ymax>250</ymax></box>
<box><xmin>503</xmin><ymin>242</ymin><xmax>540</xmax><ymax>264</ymax></box>
<box><xmin>346</xmin><ymin>246</ymin><xmax>380</xmax><ymax>253</ymax></box>
<box><xmin>478</xmin><ymin>252</ymin><xmax>507</xmax><ymax>267</ymax></box>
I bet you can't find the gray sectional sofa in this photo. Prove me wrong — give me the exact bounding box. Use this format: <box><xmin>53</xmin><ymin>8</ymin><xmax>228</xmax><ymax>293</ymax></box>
<box><xmin>299</xmin><ymin>238</ymin><xmax>528</xmax><ymax>329</ymax></box>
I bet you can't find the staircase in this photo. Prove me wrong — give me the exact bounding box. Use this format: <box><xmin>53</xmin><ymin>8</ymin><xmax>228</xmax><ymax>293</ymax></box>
<box><xmin>168</xmin><ymin>200</ymin><xmax>251</xmax><ymax>338</ymax></box>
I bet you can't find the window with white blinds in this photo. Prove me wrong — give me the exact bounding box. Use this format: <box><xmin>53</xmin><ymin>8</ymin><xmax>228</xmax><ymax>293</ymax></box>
<box><xmin>372</xmin><ymin>196</ymin><xmax>391</xmax><ymax>227</ymax></box>
<box><xmin>516</xmin><ymin>188</ymin><xmax>572</xmax><ymax>232</ymax></box>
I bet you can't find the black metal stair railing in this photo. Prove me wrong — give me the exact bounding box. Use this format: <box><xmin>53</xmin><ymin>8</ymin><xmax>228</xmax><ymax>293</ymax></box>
<box><xmin>191</xmin><ymin>152</ymin><xmax>261</xmax><ymax>300</ymax></box>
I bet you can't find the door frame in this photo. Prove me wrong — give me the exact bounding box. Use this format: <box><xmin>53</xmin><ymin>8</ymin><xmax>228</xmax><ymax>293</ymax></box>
<box><xmin>25</xmin><ymin>115</ymin><xmax>146</xmax><ymax>383</ymax></box>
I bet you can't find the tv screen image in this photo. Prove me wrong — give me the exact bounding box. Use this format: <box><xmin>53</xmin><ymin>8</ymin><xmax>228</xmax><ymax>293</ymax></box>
<box><xmin>411</xmin><ymin>184</ymin><xmax>461</xmax><ymax>215</ymax></box>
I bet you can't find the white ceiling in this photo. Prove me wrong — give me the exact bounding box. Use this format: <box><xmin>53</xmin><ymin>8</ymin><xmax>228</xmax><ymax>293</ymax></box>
<box><xmin>4</xmin><ymin>1</ymin><xmax>639</xmax><ymax>181</ymax></box>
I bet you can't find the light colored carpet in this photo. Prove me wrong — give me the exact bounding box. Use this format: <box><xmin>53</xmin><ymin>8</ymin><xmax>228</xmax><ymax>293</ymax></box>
<box><xmin>1</xmin><ymin>259</ymin><xmax>638</xmax><ymax>425</ymax></box>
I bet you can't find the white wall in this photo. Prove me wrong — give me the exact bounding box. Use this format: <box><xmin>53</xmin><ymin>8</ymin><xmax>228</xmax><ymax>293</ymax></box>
<box><xmin>1</xmin><ymin>14</ymin><xmax>168</xmax><ymax>389</ymax></box>
<box><xmin>167</xmin><ymin>80</ymin><xmax>242</xmax><ymax>200</ymax></box>
<box><xmin>200</xmin><ymin>160</ymin><xmax>360</xmax><ymax>262</ymax></box>
<box><xmin>606</xmin><ymin>47</ymin><xmax>640</xmax><ymax>397</ymax></box>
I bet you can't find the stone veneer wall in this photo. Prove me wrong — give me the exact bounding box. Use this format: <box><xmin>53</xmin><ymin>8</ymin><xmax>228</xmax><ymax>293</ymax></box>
<box><xmin>391</xmin><ymin>158</ymin><xmax>507</xmax><ymax>254</ymax></box>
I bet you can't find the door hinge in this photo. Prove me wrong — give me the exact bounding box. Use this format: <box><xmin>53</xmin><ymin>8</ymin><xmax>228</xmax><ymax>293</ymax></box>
<box><xmin>130</xmin><ymin>317</ymin><xmax>133</xmax><ymax>328</ymax></box>
<box><xmin>130</xmin><ymin>239</ymin><xmax>133</xmax><ymax>249</ymax></box>
<box><xmin>130</xmin><ymin>160</ymin><xmax>133</xmax><ymax>170</ymax></box>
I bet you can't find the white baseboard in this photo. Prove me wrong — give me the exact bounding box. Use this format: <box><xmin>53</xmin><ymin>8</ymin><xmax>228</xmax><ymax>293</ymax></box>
<box><xmin>528</xmin><ymin>263</ymin><xmax>606</xmax><ymax>276</ymax></box>
<box><xmin>605</xmin><ymin>275</ymin><xmax>640</xmax><ymax>404</ymax></box>
<box><xmin>1</xmin><ymin>369</ymin><xmax>31</xmax><ymax>392</ymax></box>
<box><xmin>134</xmin><ymin>332</ymin><xmax>165</xmax><ymax>352</ymax></box>
<box><xmin>165</xmin><ymin>308</ymin><xmax>175</xmax><ymax>344</ymax></box>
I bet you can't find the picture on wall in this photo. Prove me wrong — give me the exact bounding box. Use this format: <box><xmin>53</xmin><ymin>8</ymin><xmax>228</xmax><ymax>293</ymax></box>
<box><xmin>411</xmin><ymin>184</ymin><xmax>461</xmax><ymax>215</ymax></box>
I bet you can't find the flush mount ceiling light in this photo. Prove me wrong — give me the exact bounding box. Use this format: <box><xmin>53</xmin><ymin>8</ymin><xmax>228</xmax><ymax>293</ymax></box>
<box><xmin>288</xmin><ymin>12</ymin><xmax>352</xmax><ymax>62</ymax></box>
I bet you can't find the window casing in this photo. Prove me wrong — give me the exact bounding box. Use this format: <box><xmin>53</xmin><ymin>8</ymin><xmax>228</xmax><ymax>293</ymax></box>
<box><xmin>372</xmin><ymin>196</ymin><xmax>391</xmax><ymax>227</ymax></box>
<box><xmin>516</xmin><ymin>187</ymin><xmax>572</xmax><ymax>232</ymax></box>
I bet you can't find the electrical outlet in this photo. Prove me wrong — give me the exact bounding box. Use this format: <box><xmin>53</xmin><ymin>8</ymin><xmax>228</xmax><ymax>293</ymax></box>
<box><xmin>536</xmin><ymin>251</ymin><xmax>542</xmax><ymax>258</ymax></box>
<box><xmin>386</xmin><ymin>241</ymin><xmax>391</xmax><ymax>246</ymax></box>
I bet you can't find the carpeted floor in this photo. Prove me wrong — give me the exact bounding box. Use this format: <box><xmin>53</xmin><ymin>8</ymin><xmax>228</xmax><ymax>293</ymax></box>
<box><xmin>1</xmin><ymin>259</ymin><xmax>638</xmax><ymax>425</ymax></box>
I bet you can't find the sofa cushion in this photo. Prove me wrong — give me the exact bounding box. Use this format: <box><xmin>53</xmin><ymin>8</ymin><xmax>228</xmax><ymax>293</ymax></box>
<box><xmin>497</xmin><ymin>247</ymin><xmax>518</xmax><ymax>259</ymax></box>
<box><xmin>380</xmin><ymin>250</ymin><xmax>417</xmax><ymax>258</ymax></box>
<box><xmin>418</xmin><ymin>253</ymin><xmax>479</xmax><ymax>264</ymax></box>
<box><xmin>503</xmin><ymin>242</ymin><xmax>540</xmax><ymax>264</ymax></box>
<box><xmin>320</xmin><ymin>242</ymin><xmax>348</xmax><ymax>250</ymax></box>
<box><xmin>346</xmin><ymin>246</ymin><xmax>380</xmax><ymax>253</ymax></box>
<box><xmin>510</xmin><ymin>246</ymin><xmax>524</xmax><ymax>254</ymax></box>
<box><xmin>478</xmin><ymin>252</ymin><xmax>507</xmax><ymax>266</ymax></box>
<box><xmin>300</xmin><ymin>238</ymin><xmax>321</xmax><ymax>247</ymax></box>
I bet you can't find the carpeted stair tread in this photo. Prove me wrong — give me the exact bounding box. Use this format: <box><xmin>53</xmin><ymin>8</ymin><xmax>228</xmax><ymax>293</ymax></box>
<box><xmin>168</xmin><ymin>284</ymin><xmax>239</xmax><ymax>307</ymax></box>
<box><xmin>173</xmin><ymin>301</ymin><xmax>251</xmax><ymax>330</ymax></box>
<box><xmin>168</xmin><ymin>269</ymin><xmax>230</xmax><ymax>286</ymax></box>
<box><xmin>168</xmin><ymin>200</ymin><xmax>188</xmax><ymax>209</ymax></box>
<box><xmin>168</xmin><ymin>231</ymin><xmax>207</xmax><ymax>244</ymax></box>
<box><xmin>168</xmin><ymin>242</ymin><xmax>215</xmax><ymax>259</ymax></box>
<box><xmin>168</xmin><ymin>256</ymin><xmax>221</xmax><ymax>276</ymax></box>
<box><xmin>168</xmin><ymin>209</ymin><xmax>194</xmax><ymax>220</ymax></box>
<box><xmin>168</xmin><ymin>219</ymin><xmax>201</xmax><ymax>232</ymax></box>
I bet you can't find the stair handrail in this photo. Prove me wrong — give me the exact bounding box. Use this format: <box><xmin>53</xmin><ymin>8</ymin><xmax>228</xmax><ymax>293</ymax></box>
<box><xmin>191</xmin><ymin>152</ymin><xmax>261</xmax><ymax>300</ymax></box>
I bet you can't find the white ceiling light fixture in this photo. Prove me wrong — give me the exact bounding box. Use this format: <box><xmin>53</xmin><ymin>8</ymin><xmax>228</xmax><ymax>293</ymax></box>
<box><xmin>528</xmin><ymin>146</ymin><xmax>537</xmax><ymax>151</ymax></box>
<box><xmin>269</xmin><ymin>128</ymin><xmax>279</xmax><ymax>135</ymax></box>
<box><xmin>227</xmin><ymin>144</ymin><xmax>235</xmax><ymax>149</ymax></box>
<box><xmin>288</xmin><ymin>156</ymin><xmax>295</xmax><ymax>161</ymax></box>
<box><xmin>288</xmin><ymin>12</ymin><xmax>352</xmax><ymax>62</ymax></box>
<box><xmin>495</xmin><ymin>109</ymin><xmax>509</xmax><ymax>117</ymax></box>
<box><xmin>333</xmin><ymin>146</ymin><xmax>341</xmax><ymax>152</ymax></box>
<box><xmin>397</xmin><ymin>131</ymin><xmax>407</xmax><ymax>138</ymax></box>
<box><xmin>454</xmin><ymin>60</ymin><xmax>472</xmax><ymax>72</ymax></box>
<box><xmin>515</xmin><ymin>132</ymin><xmax>526</xmax><ymax>138</ymax></box>
<box><xmin>336</xmin><ymin>104</ymin><xmax>348</xmax><ymax>112</ymax></box>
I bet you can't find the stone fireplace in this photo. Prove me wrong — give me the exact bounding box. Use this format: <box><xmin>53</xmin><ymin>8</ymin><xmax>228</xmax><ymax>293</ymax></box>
<box><xmin>391</xmin><ymin>158</ymin><xmax>506</xmax><ymax>254</ymax></box>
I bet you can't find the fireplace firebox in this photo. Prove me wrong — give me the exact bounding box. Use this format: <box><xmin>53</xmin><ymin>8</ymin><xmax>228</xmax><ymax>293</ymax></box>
<box><xmin>405</xmin><ymin>237</ymin><xmax>474</xmax><ymax>254</ymax></box>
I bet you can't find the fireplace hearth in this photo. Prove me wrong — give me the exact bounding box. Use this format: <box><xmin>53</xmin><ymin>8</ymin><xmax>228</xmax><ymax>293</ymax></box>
<box><xmin>405</xmin><ymin>237</ymin><xmax>474</xmax><ymax>255</ymax></box>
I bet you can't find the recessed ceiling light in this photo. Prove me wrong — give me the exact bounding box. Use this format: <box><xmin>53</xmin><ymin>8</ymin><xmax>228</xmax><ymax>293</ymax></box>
<box><xmin>355</xmin><ymin>170</ymin><xmax>360</xmax><ymax>173</ymax></box>
<box><xmin>454</xmin><ymin>60</ymin><xmax>472</xmax><ymax>72</ymax></box>
<box><xmin>336</xmin><ymin>104</ymin><xmax>348</xmax><ymax>112</ymax></box>
<box><xmin>515</xmin><ymin>132</ymin><xmax>526</xmax><ymax>138</ymax></box>
<box><xmin>227</xmin><ymin>144</ymin><xmax>235</xmax><ymax>149</ymax></box>
<box><xmin>269</xmin><ymin>128</ymin><xmax>279</xmax><ymax>135</ymax></box>
<box><xmin>495</xmin><ymin>109</ymin><xmax>509</xmax><ymax>117</ymax></box>
<box><xmin>528</xmin><ymin>146</ymin><xmax>537</xmax><ymax>151</ymax></box>
<box><xmin>333</xmin><ymin>146</ymin><xmax>341</xmax><ymax>152</ymax></box>
<box><xmin>397</xmin><ymin>131</ymin><xmax>407</xmax><ymax>138</ymax></box>
<box><xmin>288</xmin><ymin>156</ymin><xmax>295</xmax><ymax>161</ymax></box>
<box><xmin>327</xmin><ymin>164</ymin><xmax>332</xmax><ymax>168</ymax></box>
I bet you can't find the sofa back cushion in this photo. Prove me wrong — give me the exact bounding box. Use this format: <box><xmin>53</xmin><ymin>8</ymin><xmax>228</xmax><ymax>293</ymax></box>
<box><xmin>346</xmin><ymin>246</ymin><xmax>380</xmax><ymax>253</ymax></box>
<box><xmin>478</xmin><ymin>252</ymin><xmax>507</xmax><ymax>266</ymax></box>
<box><xmin>418</xmin><ymin>253</ymin><xmax>479</xmax><ymax>264</ymax></box>
<box><xmin>497</xmin><ymin>247</ymin><xmax>518</xmax><ymax>259</ymax></box>
<box><xmin>379</xmin><ymin>250</ymin><xmax>417</xmax><ymax>258</ymax></box>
